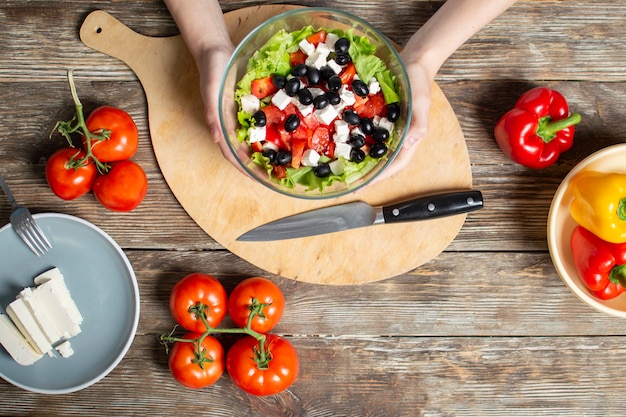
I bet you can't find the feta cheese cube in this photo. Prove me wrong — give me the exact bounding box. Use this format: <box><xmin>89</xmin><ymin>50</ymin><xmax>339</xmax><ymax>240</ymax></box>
<box><xmin>333</xmin><ymin>120</ymin><xmax>350</xmax><ymax>143</ymax></box>
<box><xmin>326</xmin><ymin>59</ymin><xmax>343</xmax><ymax>75</ymax></box>
<box><xmin>351</xmin><ymin>126</ymin><xmax>366</xmax><ymax>137</ymax></box>
<box><xmin>308</xmin><ymin>87</ymin><xmax>325</xmax><ymax>98</ymax></box>
<box><xmin>339</xmin><ymin>85</ymin><xmax>356</xmax><ymax>107</ymax></box>
<box><xmin>271</xmin><ymin>89</ymin><xmax>291</xmax><ymax>110</ymax></box>
<box><xmin>305</xmin><ymin>51</ymin><xmax>328</xmax><ymax>70</ymax></box>
<box><xmin>377</xmin><ymin>116</ymin><xmax>395</xmax><ymax>133</ymax></box>
<box><xmin>315</xmin><ymin>43</ymin><xmax>331</xmax><ymax>60</ymax></box>
<box><xmin>241</xmin><ymin>94</ymin><xmax>260</xmax><ymax>114</ymax></box>
<box><xmin>298</xmin><ymin>39</ymin><xmax>315</xmax><ymax>55</ymax></box>
<box><xmin>263</xmin><ymin>141</ymin><xmax>280</xmax><ymax>152</ymax></box>
<box><xmin>248</xmin><ymin>126</ymin><xmax>266</xmax><ymax>143</ymax></box>
<box><xmin>334</xmin><ymin>142</ymin><xmax>353</xmax><ymax>160</ymax></box>
<box><xmin>324</xmin><ymin>32</ymin><xmax>339</xmax><ymax>50</ymax></box>
<box><xmin>315</xmin><ymin>105</ymin><xmax>339</xmax><ymax>125</ymax></box>
<box><xmin>301</xmin><ymin>149</ymin><xmax>321</xmax><ymax>167</ymax></box>
<box><xmin>297</xmin><ymin>102</ymin><xmax>314</xmax><ymax>117</ymax></box>
<box><xmin>329</xmin><ymin>158</ymin><xmax>345</xmax><ymax>175</ymax></box>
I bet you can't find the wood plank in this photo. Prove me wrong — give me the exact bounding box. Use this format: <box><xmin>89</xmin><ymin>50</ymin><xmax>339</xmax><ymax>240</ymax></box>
<box><xmin>1</xmin><ymin>335</ymin><xmax>625</xmax><ymax>416</ymax></box>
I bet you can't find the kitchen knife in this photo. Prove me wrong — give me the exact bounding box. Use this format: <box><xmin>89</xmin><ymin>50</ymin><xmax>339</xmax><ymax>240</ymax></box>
<box><xmin>236</xmin><ymin>190</ymin><xmax>483</xmax><ymax>242</ymax></box>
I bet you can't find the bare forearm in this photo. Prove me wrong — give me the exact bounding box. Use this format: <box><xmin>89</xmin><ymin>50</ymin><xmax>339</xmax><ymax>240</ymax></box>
<box><xmin>163</xmin><ymin>0</ymin><xmax>231</xmax><ymax>59</ymax></box>
<box><xmin>404</xmin><ymin>0</ymin><xmax>516</xmax><ymax>79</ymax></box>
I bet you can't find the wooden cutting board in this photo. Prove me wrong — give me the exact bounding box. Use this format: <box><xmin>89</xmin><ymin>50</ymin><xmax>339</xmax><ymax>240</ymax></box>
<box><xmin>79</xmin><ymin>6</ymin><xmax>473</xmax><ymax>285</ymax></box>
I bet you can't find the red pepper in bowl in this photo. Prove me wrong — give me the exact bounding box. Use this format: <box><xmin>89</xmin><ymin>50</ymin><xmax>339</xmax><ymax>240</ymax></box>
<box><xmin>570</xmin><ymin>225</ymin><xmax>626</xmax><ymax>300</ymax></box>
<box><xmin>494</xmin><ymin>87</ymin><xmax>581</xmax><ymax>169</ymax></box>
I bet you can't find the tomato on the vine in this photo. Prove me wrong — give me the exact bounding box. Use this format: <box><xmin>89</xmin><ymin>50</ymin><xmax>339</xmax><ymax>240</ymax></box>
<box><xmin>45</xmin><ymin>147</ymin><xmax>97</xmax><ymax>200</ymax></box>
<box><xmin>84</xmin><ymin>105</ymin><xmax>139</xmax><ymax>162</ymax></box>
<box><xmin>168</xmin><ymin>332</ymin><xmax>224</xmax><ymax>389</ymax></box>
<box><xmin>169</xmin><ymin>273</ymin><xmax>227</xmax><ymax>333</ymax></box>
<box><xmin>227</xmin><ymin>277</ymin><xmax>285</xmax><ymax>333</ymax></box>
<box><xmin>92</xmin><ymin>160</ymin><xmax>148</xmax><ymax>212</ymax></box>
<box><xmin>226</xmin><ymin>334</ymin><xmax>299</xmax><ymax>396</ymax></box>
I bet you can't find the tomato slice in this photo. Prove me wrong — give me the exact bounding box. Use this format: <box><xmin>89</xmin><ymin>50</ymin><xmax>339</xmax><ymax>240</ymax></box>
<box><xmin>251</xmin><ymin>141</ymin><xmax>264</xmax><ymax>153</ymax></box>
<box><xmin>291</xmin><ymin>139</ymin><xmax>306</xmax><ymax>169</ymax></box>
<box><xmin>339</xmin><ymin>63</ymin><xmax>357</xmax><ymax>85</ymax></box>
<box><xmin>272</xmin><ymin>165</ymin><xmax>287</xmax><ymax>179</ymax></box>
<box><xmin>289</xmin><ymin>50</ymin><xmax>307</xmax><ymax>67</ymax></box>
<box><xmin>262</xmin><ymin>105</ymin><xmax>284</xmax><ymax>125</ymax></box>
<box><xmin>265</xmin><ymin>124</ymin><xmax>284</xmax><ymax>150</ymax></box>
<box><xmin>301</xmin><ymin>113</ymin><xmax>320</xmax><ymax>130</ymax></box>
<box><xmin>306</xmin><ymin>30</ymin><xmax>327</xmax><ymax>46</ymax></box>
<box><xmin>356</xmin><ymin>93</ymin><xmax>386</xmax><ymax>118</ymax></box>
<box><xmin>309</xmin><ymin>126</ymin><xmax>331</xmax><ymax>154</ymax></box>
<box><xmin>251</xmin><ymin>76</ymin><xmax>277</xmax><ymax>99</ymax></box>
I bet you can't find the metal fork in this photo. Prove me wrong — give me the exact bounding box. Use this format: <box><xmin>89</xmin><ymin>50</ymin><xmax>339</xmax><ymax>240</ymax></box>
<box><xmin>0</xmin><ymin>173</ymin><xmax>52</xmax><ymax>256</ymax></box>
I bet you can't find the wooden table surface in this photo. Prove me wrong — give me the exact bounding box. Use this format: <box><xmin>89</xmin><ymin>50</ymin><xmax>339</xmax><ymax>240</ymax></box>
<box><xmin>1</xmin><ymin>1</ymin><xmax>625</xmax><ymax>416</ymax></box>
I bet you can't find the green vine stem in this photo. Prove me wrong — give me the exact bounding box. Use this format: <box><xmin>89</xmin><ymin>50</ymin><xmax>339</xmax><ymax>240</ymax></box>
<box><xmin>159</xmin><ymin>299</ymin><xmax>270</xmax><ymax>367</ymax></box>
<box><xmin>50</xmin><ymin>70</ymin><xmax>110</xmax><ymax>174</ymax></box>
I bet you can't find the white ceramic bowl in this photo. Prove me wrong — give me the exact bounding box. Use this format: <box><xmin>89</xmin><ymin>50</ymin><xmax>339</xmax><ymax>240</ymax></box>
<box><xmin>548</xmin><ymin>143</ymin><xmax>626</xmax><ymax>317</ymax></box>
<box><xmin>219</xmin><ymin>7</ymin><xmax>411</xmax><ymax>199</ymax></box>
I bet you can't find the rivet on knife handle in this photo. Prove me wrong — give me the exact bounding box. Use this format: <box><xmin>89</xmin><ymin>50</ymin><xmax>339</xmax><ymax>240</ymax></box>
<box><xmin>381</xmin><ymin>190</ymin><xmax>483</xmax><ymax>223</ymax></box>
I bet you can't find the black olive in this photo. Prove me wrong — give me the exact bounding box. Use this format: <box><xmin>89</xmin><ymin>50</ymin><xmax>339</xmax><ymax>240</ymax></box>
<box><xmin>386</xmin><ymin>102</ymin><xmax>401</xmax><ymax>122</ymax></box>
<box><xmin>306</xmin><ymin>67</ymin><xmax>320</xmax><ymax>86</ymax></box>
<box><xmin>373</xmin><ymin>128</ymin><xmax>390</xmax><ymax>142</ymax></box>
<box><xmin>351</xmin><ymin>79</ymin><xmax>369</xmax><ymax>97</ymax></box>
<box><xmin>313</xmin><ymin>94</ymin><xmax>330</xmax><ymax>110</ymax></box>
<box><xmin>343</xmin><ymin>110</ymin><xmax>360</xmax><ymax>125</ymax></box>
<box><xmin>291</xmin><ymin>63</ymin><xmax>308</xmax><ymax>77</ymax></box>
<box><xmin>297</xmin><ymin>88</ymin><xmax>313</xmax><ymax>105</ymax></box>
<box><xmin>285</xmin><ymin>78</ymin><xmax>300</xmax><ymax>96</ymax></box>
<box><xmin>334</xmin><ymin>37</ymin><xmax>350</xmax><ymax>54</ymax></box>
<box><xmin>320</xmin><ymin>65</ymin><xmax>336</xmax><ymax>80</ymax></box>
<box><xmin>276</xmin><ymin>150</ymin><xmax>292</xmax><ymax>166</ymax></box>
<box><xmin>284</xmin><ymin>114</ymin><xmax>300</xmax><ymax>132</ymax></box>
<box><xmin>327</xmin><ymin>75</ymin><xmax>342</xmax><ymax>92</ymax></box>
<box><xmin>349</xmin><ymin>134</ymin><xmax>366</xmax><ymax>148</ymax></box>
<box><xmin>360</xmin><ymin>117</ymin><xmax>374</xmax><ymax>134</ymax></box>
<box><xmin>334</xmin><ymin>53</ymin><xmax>351</xmax><ymax>65</ymax></box>
<box><xmin>262</xmin><ymin>148</ymin><xmax>277</xmax><ymax>163</ymax></box>
<box><xmin>272</xmin><ymin>74</ymin><xmax>287</xmax><ymax>89</ymax></box>
<box><xmin>314</xmin><ymin>163</ymin><xmax>331</xmax><ymax>178</ymax></box>
<box><xmin>326</xmin><ymin>91</ymin><xmax>341</xmax><ymax>105</ymax></box>
<box><xmin>370</xmin><ymin>143</ymin><xmax>388</xmax><ymax>158</ymax></box>
<box><xmin>252</xmin><ymin>110</ymin><xmax>266</xmax><ymax>127</ymax></box>
<box><xmin>350</xmin><ymin>148</ymin><xmax>366</xmax><ymax>163</ymax></box>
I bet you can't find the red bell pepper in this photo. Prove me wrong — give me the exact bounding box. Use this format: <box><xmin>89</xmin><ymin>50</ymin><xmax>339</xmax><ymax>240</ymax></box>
<box><xmin>494</xmin><ymin>87</ymin><xmax>581</xmax><ymax>169</ymax></box>
<box><xmin>570</xmin><ymin>225</ymin><xmax>626</xmax><ymax>300</ymax></box>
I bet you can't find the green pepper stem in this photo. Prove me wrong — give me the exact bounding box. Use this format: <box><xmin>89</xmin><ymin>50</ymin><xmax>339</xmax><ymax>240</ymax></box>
<box><xmin>537</xmin><ymin>112</ymin><xmax>581</xmax><ymax>143</ymax></box>
<box><xmin>609</xmin><ymin>264</ymin><xmax>626</xmax><ymax>287</ymax></box>
<box><xmin>618</xmin><ymin>198</ymin><xmax>626</xmax><ymax>222</ymax></box>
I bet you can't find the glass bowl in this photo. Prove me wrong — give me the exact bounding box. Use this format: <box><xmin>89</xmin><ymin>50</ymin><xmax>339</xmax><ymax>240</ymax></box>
<box><xmin>219</xmin><ymin>7</ymin><xmax>411</xmax><ymax>199</ymax></box>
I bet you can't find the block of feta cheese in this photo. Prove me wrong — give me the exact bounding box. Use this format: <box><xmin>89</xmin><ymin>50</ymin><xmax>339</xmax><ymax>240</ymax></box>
<box><xmin>0</xmin><ymin>314</ymin><xmax>43</xmax><ymax>366</ymax></box>
<box><xmin>0</xmin><ymin>267</ymin><xmax>83</xmax><ymax>365</ymax></box>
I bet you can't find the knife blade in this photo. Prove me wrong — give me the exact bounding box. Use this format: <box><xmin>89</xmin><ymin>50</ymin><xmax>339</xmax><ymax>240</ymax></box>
<box><xmin>236</xmin><ymin>190</ymin><xmax>483</xmax><ymax>242</ymax></box>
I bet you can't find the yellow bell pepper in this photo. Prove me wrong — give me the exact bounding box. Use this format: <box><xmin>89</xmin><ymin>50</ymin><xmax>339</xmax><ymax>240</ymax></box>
<box><xmin>569</xmin><ymin>170</ymin><xmax>626</xmax><ymax>243</ymax></box>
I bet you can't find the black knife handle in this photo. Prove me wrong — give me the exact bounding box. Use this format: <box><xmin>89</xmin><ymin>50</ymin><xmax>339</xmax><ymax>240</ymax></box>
<box><xmin>382</xmin><ymin>190</ymin><xmax>483</xmax><ymax>223</ymax></box>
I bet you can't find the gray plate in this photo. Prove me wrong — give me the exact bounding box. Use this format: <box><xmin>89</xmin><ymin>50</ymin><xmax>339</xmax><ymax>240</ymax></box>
<box><xmin>0</xmin><ymin>213</ymin><xmax>140</xmax><ymax>394</ymax></box>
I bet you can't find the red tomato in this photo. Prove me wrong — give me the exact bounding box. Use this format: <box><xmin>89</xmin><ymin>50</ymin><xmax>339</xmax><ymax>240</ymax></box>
<box><xmin>84</xmin><ymin>106</ymin><xmax>138</xmax><ymax>162</ymax></box>
<box><xmin>226</xmin><ymin>334</ymin><xmax>298</xmax><ymax>396</ymax></box>
<box><xmin>251</xmin><ymin>76</ymin><xmax>277</xmax><ymax>99</ymax></box>
<box><xmin>355</xmin><ymin>94</ymin><xmax>386</xmax><ymax>119</ymax></box>
<box><xmin>262</xmin><ymin>105</ymin><xmax>284</xmax><ymax>125</ymax></box>
<box><xmin>339</xmin><ymin>63</ymin><xmax>357</xmax><ymax>85</ymax></box>
<box><xmin>272</xmin><ymin>165</ymin><xmax>287</xmax><ymax>180</ymax></box>
<box><xmin>290</xmin><ymin>138</ymin><xmax>306</xmax><ymax>169</ymax></box>
<box><xmin>289</xmin><ymin>50</ymin><xmax>307</xmax><ymax>66</ymax></box>
<box><xmin>309</xmin><ymin>126</ymin><xmax>331</xmax><ymax>154</ymax></box>
<box><xmin>169</xmin><ymin>273</ymin><xmax>227</xmax><ymax>332</ymax></box>
<box><xmin>92</xmin><ymin>160</ymin><xmax>148</xmax><ymax>211</ymax></box>
<box><xmin>168</xmin><ymin>332</ymin><xmax>224</xmax><ymax>389</ymax></box>
<box><xmin>227</xmin><ymin>277</ymin><xmax>285</xmax><ymax>333</ymax></box>
<box><xmin>306</xmin><ymin>30</ymin><xmax>327</xmax><ymax>46</ymax></box>
<box><xmin>45</xmin><ymin>148</ymin><xmax>97</xmax><ymax>200</ymax></box>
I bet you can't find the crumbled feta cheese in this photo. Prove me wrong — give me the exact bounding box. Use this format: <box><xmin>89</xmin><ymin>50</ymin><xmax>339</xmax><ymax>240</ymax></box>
<box><xmin>248</xmin><ymin>126</ymin><xmax>266</xmax><ymax>143</ymax></box>
<box><xmin>315</xmin><ymin>105</ymin><xmax>339</xmax><ymax>125</ymax></box>
<box><xmin>271</xmin><ymin>89</ymin><xmax>291</xmax><ymax>110</ymax></box>
<box><xmin>298</xmin><ymin>39</ymin><xmax>315</xmax><ymax>56</ymax></box>
<box><xmin>368</xmin><ymin>80</ymin><xmax>381</xmax><ymax>95</ymax></box>
<box><xmin>241</xmin><ymin>94</ymin><xmax>260</xmax><ymax>114</ymax></box>
<box><xmin>334</xmin><ymin>142</ymin><xmax>352</xmax><ymax>160</ymax></box>
<box><xmin>301</xmin><ymin>149</ymin><xmax>321</xmax><ymax>167</ymax></box>
<box><xmin>326</xmin><ymin>59</ymin><xmax>343</xmax><ymax>75</ymax></box>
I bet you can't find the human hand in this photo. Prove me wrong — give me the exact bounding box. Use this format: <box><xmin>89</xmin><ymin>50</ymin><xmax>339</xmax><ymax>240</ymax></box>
<box><xmin>371</xmin><ymin>52</ymin><xmax>432</xmax><ymax>183</ymax></box>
